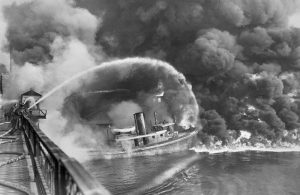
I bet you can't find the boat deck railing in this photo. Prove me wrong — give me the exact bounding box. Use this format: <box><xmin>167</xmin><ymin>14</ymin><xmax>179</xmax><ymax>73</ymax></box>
<box><xmin>116</xmin><ymin>130</ymin><xmax>167</xmax><ymax>141</ymax></box>
<box><xmin>21</xmin><ymin>113</ymin><xmax>110</xmax><ymax>195</ymax></box>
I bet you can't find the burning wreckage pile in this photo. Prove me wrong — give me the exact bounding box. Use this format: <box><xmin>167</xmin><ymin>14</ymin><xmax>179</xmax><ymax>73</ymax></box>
<box><xmin>1</xmin><ymin>0</ymin><xmax>300</xmax><ymax>154</ymax></box>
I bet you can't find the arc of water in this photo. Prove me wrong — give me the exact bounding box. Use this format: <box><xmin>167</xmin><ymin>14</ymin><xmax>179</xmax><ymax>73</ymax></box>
<box><xmin>29</xmin><ymin>57</ymin><xmax>199</xmax><ymax>127</ymax></box>
<box><xmin>0</xmin><ymin>99</ymin><xmax>18</xmax><ymax>106</ymax></box>
<box><xmin>30</xmin><ymin>57</ymin><xmax>181</xmax><ymax>109</ymax></box>
<box><xmin>85</xmin><ymin>89</ymin><xmax>130</xmax><ymax>94</ymax></box>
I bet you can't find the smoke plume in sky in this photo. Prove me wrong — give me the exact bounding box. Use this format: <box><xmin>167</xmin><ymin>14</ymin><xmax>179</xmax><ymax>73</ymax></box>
<box><xmin>1</xmin><ymin>0</ymin><xmax>300</xmax><ymax>157</ymax></box>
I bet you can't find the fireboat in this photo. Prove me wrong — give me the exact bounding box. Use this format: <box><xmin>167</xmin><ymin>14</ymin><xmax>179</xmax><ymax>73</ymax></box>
<box><xmin>90</xmin><ymin>112</ymin><xmax>199</xmax><ymax>159</ymax></box>
<box><xmin>88</xmin><ymin>82</ymin><xmax>199</xmax><ymax>159</ymax></box>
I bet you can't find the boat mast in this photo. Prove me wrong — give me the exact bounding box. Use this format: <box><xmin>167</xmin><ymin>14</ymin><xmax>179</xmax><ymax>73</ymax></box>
<box><xmin>154</xmin><ymin>112</ymin><xmax>158</xmax><ymax>125</ymax></box>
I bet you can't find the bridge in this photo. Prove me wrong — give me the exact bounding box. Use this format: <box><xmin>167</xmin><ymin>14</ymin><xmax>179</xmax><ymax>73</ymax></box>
<box><xmin>0</xmin><ymin>111</ymin><xmax>111</xmax><ymax>195</ymax></box>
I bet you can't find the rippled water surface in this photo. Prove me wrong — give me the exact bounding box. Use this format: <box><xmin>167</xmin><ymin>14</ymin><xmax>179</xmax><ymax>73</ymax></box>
<box><xmin>83</xmin><ymin>151</ymin><xmax>300</xmax><ymax>195</ymax></box>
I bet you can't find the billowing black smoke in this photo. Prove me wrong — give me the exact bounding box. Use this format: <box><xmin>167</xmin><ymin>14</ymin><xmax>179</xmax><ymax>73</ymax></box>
<box><xmin>75</xmin><ymin>0</ymin><xmax>300</xmax><ymax>141</ymax></box>
<box><xmin>3</xmin><ymin>0</ymin><xmax>300</xmax><ymax>144</ymax></box>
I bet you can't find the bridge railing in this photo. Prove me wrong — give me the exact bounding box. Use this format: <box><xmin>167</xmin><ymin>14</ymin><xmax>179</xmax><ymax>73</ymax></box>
<box><xmin>21</xmin><ymin>114</ymin><xmax>110</xmax><ymax>195</ymax></box>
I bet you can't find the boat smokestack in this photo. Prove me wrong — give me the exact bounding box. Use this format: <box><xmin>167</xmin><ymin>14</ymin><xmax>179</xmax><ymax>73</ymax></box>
<box><xmin>134</xmin><ymin>112</ymin><xmax>149</xmax><ymax>145</ymax></box>
<box><xmin>134</xmin><ymin>112</ymin><xmax>147</xmax><ymax>135</ymax></box>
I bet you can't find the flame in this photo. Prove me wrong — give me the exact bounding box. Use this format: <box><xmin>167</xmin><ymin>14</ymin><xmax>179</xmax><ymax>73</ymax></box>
<box><xmin>246</xmin><ymin>73</ymin><xmax>263</xmax><ymax>81</ymax></box>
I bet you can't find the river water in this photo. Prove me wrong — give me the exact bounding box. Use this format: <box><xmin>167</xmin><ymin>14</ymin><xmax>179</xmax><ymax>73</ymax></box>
<box><xmin>83</xmin><ymin>151</ymin><xmax>300</xmax><ymax>195</ymax></box>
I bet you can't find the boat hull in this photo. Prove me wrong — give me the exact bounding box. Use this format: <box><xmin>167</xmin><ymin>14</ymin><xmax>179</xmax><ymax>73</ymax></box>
<box><xmin>89</xmin><ymin>130</ymin><xmax>199</xmax><ymax>159</ymax></box>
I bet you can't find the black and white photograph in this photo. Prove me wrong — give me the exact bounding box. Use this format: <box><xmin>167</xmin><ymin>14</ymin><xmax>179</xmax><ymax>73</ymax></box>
<box><xmin>0</xmin><ymin>0</ymin><xmax>300</xmax><ymax>194</ymax></box>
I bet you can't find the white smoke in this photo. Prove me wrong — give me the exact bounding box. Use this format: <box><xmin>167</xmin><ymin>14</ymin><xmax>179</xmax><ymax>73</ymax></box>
<box><xmin>108</xmin><ymin>101</ymin><xmax>142</xmax><ymax>128</ymax></box>
<box><xmin>0</xmin><ymin>0</ymin><xmax>102</xmax><ymax>160</ymax></box>
<box><xmin>289</xmin><ymin>13</ymin><xmax>300</xmax><ymax>28</ymax></box>
<box><xmin>10</xmin><ymin>36</ymin><xmax>100</xmax><ymax>105</ymax></box>
<box><xmin>12</xmin><ymin>62</ymin><xmax>45</xmax><ymax>93</ymax></box>
<box><xmin>288</xmin><ymin>3</ymin><xmax>300</xmax><ymax>28</ymax></box>
<box><xmin>0</xmin><ymin>96</ymin><xmax>18</xmax><ymax>107</ymax></box>
<box><xmin>38</xmin><ymin>37</ymin><xmax>102</xmax><ymax>159</ymax></box>
<box><xmin>32</xmin><ymin>0</ymin><xmax>99</xmax><ymax>44</ymax></box>
<box><xmin>39</xmin><ymin>110</ymin><xmax>97</xmax><ymax>162</ymax></box>
<box><xmin>233</xmin><ymin>130</ymin><xmax>251</xmax><ymax>144</ymax></box>
<box><xmin>0</xmin><ymin>0</ymin><xmax>29</xmax><ymax>68</ymax></box>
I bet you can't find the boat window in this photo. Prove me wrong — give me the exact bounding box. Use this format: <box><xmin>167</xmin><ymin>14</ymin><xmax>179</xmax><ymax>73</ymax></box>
<box><xmin>152</xmin><ymin>136</ymin><xmax>155</xmax><ymax>139</ymax></box>
<box><xmin>160</xmin><ymin>134</ymin><xmax>163</xmax><ymax>137</ymax></box>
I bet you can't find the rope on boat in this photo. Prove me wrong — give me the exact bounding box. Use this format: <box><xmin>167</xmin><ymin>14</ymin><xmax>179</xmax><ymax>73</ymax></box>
<box><xmin>0</xmin><ymin>180</ymin><xmax>31</xmax><ymax>195</ymax></box>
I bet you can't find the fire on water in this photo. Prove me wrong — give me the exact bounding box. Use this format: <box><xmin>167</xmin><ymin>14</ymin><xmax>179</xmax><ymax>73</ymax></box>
<box><xmin>191</xmin><ymin>130</ymin><xmax>300</xmax><ymax>154</ymax></box>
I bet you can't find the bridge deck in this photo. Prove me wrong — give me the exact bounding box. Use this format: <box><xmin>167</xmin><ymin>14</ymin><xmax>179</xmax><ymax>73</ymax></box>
<box><xmin>0</xmin><ymin>123</ymin><xmax>36</xmax><ymax>195</ymax></box>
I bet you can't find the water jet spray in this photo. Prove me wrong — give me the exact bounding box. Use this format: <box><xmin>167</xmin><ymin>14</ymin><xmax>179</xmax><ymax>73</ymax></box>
<box><xmin>30</xmin><ymin>57</ymin><xmax>199</xmax><ymax>127</ymax></box>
